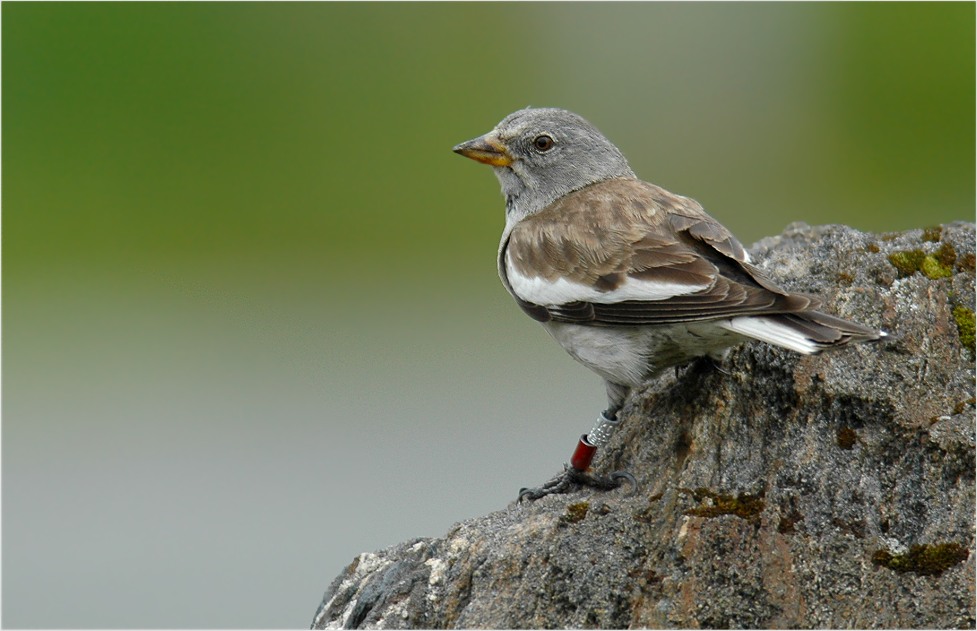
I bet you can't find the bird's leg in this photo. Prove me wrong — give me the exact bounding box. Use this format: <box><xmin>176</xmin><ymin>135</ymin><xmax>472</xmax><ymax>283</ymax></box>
<box><xmin>675</xmin><ymin>354</ymin><xmax>731</xmax><ymax>379</ymax></box>
<box><xmin>706</xmin><ymin>354</ymin><xmax>731</xmax><ymax>376</ymax></box>
<box><xmin>518</xmin><ymin>385</ymin><xmax>637</xmax><ymax>501</ymax></box>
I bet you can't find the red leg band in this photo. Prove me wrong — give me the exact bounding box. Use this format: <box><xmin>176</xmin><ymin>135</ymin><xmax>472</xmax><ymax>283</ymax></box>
<box><xmin>570</xmin><ymin>434</ymin><xmax>598</xmax><ymax>471</ymax></box>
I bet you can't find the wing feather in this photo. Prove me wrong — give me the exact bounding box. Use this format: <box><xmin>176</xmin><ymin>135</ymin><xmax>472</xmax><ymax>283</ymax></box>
<box><xmin>502</xmin><ymin>178</ymin><xmax>816</xmax><ymax>326</ymax></box>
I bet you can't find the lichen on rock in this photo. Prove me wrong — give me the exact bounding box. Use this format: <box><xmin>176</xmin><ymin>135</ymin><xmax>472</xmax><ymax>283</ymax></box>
<box><xmin>872</xmin><ymin>542</ymin><xmax>970</xmax><ymax>577</ymax></box>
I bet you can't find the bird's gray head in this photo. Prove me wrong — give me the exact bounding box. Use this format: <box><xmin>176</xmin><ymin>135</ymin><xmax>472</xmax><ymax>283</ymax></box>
<box><xmin>453</xmin><ymin>107</ymin><xmax>635</xmax><ymax>221</ymax></box>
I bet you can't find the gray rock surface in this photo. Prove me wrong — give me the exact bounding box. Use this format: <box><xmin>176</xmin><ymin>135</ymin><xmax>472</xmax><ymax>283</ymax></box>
<box><xmin>312</xmin><ymin>222</ymin><xmax>976</xmax><ymax>629</ymax></box>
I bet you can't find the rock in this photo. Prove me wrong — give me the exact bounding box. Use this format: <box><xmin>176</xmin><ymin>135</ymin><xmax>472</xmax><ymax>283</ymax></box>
<box><xmin>311</xmin><ymin>222</ymin><xmax>976</xmax><ymax>630</ymax></box>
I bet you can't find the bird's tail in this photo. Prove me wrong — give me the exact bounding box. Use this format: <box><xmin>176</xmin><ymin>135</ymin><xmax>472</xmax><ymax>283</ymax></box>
<box><xmin>718</xmin><ymin>311</ymin><xmax>886</xmax><ymax>355</ymax></box>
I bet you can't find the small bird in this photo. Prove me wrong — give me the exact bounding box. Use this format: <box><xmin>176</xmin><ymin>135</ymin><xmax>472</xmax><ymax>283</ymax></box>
<box><xmin>453</xmin><ymin>107</ymin><xmax>884</xmax><ymax>501</ymax></box>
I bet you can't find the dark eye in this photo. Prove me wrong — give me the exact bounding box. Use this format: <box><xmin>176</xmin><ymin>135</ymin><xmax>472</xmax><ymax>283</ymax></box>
<box><xmin>532</xmin><ymin>134</ymin><xmax>554</xmax><ymax>152</ymax></box>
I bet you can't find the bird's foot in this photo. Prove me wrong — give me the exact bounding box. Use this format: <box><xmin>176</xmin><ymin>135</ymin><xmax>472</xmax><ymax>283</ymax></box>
<box><xmin>518</xmin><ymin>465</ymin><xmax>636</xmax><ymax>502</ymax></box>
<box><xmin>704</xmin><ymin>355</ymin><xmax>731</xmax><ymax>376</ymax></box>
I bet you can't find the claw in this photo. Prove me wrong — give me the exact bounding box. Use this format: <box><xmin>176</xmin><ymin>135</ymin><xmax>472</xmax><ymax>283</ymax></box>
<box><xmin>707</xmin><ymin>356</ymin><xmax>731</xmax><ymax>376</ymax></box>
<box><xmin>518</xmin><ymin>488</ymin><xmax>538</xmax><ymax>502</ymax></box>
<box><xmin>518</xmin><ymin>467</ymin><xmax>637</xmax><ymax>501</ymax></box>
<box><xmin>518</xmin><ymin>467</ymin><xmax>577</xmax><ymax>502</ymax></box>
<box><xmin>609</xmin><ymin>471</ymin><xmax>638</xmax><ymax>496</ymax></box>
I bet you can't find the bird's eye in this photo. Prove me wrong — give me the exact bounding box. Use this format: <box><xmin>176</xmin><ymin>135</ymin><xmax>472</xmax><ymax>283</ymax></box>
<box><xmin>532</xmin><ymin>134</ymin><xmax>554</xmax><ymax>152</ymax></box>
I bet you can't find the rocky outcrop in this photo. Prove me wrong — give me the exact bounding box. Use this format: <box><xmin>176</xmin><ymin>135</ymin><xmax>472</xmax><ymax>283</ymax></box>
<box><xmin>312</xmin><ymin>222</ymin><xmax>976</xmax><ymax>629</ymax></box>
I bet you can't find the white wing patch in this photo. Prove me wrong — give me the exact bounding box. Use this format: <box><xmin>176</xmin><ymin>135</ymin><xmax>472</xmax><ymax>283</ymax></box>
<box><xmin>505</xmin><ymin>252</ymin><xmax>709</xmax><ymax>306</ymax></box>
<box><xmin>718</xmin><ymin>317</ymin><xmax>819</xmax><ymax>354</ymax></box>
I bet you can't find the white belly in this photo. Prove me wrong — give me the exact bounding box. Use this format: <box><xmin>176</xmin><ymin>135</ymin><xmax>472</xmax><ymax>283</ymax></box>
<box><xmin>541</xmin><ymin>321</ymin><xmax>746</xmax><ymax>386</ymax></box>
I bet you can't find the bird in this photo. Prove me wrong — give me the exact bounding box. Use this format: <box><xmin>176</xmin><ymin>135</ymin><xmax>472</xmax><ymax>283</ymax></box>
<box><xmin>452</xmin><ymin>107</ymin><xmax>885</xmax><ymax>501</ymax></box>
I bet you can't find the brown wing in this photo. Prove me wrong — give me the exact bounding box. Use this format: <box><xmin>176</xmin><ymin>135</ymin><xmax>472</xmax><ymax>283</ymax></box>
<box><xmin>502</xmin><ymin>178</ymin><xmax>818</xmax><ymax>326</ymax></box>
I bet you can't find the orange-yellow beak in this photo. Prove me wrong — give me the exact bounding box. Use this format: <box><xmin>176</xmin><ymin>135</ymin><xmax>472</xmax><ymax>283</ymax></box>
<box><xmin>452</xmin><ymin>133</ymin><xmax>513</xmax><ymax>167</ymax></box>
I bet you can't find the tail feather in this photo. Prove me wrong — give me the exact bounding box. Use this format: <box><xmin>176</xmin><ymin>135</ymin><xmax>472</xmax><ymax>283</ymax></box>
<box><xmin>719</xmin><ymin>311</ymin><xmax>886</xmax><ymax>355</ymax></box>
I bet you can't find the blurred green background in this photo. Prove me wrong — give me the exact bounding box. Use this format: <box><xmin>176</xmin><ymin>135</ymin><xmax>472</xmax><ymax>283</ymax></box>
<box><xmin>3</xmin><ymin>3</ymin><xmax>973</xmax><ymax>628</ymax></box>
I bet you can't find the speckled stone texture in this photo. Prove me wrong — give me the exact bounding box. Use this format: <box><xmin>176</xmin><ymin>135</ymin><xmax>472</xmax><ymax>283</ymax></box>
<box><xmin>312</xmin><ymin>222</ymin><xmax>976</xmax><ymax>630</ymax></box>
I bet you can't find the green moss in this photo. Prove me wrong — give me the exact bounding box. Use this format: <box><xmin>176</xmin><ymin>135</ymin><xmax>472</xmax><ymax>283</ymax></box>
<box><xmin>561</xmin><ymin>501</ymin><xmax>589</xmax><ymax>524</ymax></box>
<box><xmin>920</xmin><ymin>257</ymin><xmax>953</xmax><ymax>279</ymax></box>
<box><xmin>681</xmin><ymin>487</ymin><xmax>765</xmax><ymax>522</ymax></box>
<box><xmin>871</xmin><ymin>543</ymin><xmax>970</xmax><ymax>576</ymax></box>
<box><xmin>920</xmin><ymin>243</ymin><xmax>957</xmax><ymax>279</ymax></box>
<box><xmin>888</xmin><ymin>244</ymin><xmax>956</xmax><ymax>279</ymax></box>
<box><xmin>934</xmin><ymin>242</ymin><xmax>957</xmax><ymax>266</ymax></box>
<box><xmin>836</xmin><ymin>426</ymin><xmax>858</xmax><ymax>450</ymax></box>
<box><xmin>957</xmin><ymin>252</ymin><xmax>976</xmax><ymax>274</ymax></box>
<box><xmin>921</xmin><ymin>226</ymin><xmax>943</xmax><ymax>242</ymax></box>
<box><xmin>952</xmin><ymin>306</ymin><xmax>976</xmax><ymax>358</ymax></box>
<box><xmin>922</xmin><ymin>243</ymin><xmax>956</xmax><ymax>279</ymax></box>
<box><xmin>888</xmin><ymin>249</ymin><xmax>927</xmax><ymax>276</ymax></box>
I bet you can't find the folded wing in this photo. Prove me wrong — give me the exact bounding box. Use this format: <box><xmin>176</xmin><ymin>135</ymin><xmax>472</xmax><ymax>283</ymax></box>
<box><xmin>501</xmin><ymin>178</ymin><xmax>881</xmax><ymax>352</ymax></box>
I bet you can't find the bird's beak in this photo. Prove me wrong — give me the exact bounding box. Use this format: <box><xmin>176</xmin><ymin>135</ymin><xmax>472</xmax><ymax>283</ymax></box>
<box><xmin>452</xmin><ymin>133</ymin><xmax>513</xmax><ymax>167</ymax></box>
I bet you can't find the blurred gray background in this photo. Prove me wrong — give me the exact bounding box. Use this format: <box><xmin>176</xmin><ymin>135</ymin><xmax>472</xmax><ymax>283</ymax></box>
<box><xmin>4</xmin><ymin>3</ymin><xmax>973</xmax><ymax>628</ymax></box>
